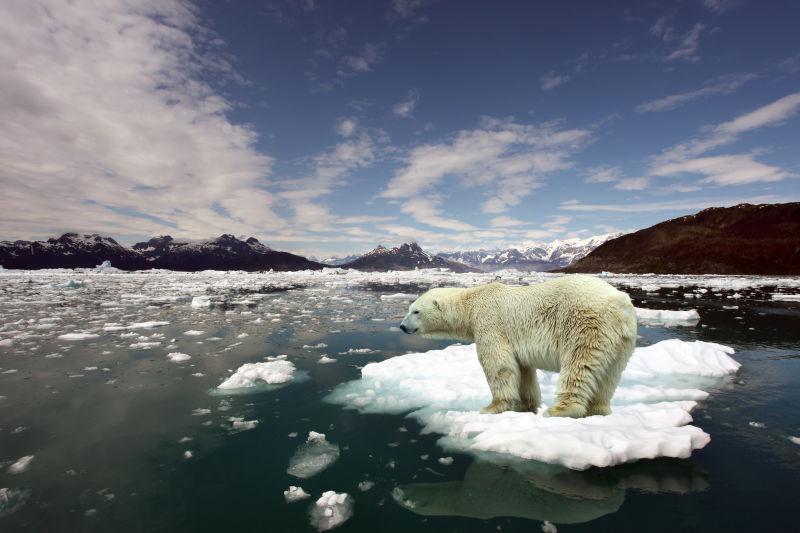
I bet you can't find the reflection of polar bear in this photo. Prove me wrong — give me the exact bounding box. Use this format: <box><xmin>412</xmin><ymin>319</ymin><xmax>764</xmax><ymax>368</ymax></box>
<box><xmin>399</xmin><ymin>275</ymin><xmax>637</xmax><ymax>418</ymax></box>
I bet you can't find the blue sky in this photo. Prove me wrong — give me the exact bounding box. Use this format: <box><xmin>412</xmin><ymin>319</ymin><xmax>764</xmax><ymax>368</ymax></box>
<box><xmin>1</xmin><ymin>0</ymin><xmax>799</xmax><ymax>256</ymax></box>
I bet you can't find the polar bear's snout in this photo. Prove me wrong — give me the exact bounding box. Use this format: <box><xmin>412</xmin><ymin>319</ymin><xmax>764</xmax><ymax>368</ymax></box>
<box><xmin>399</xmin><ymin>312</ymin><xmax>420</xmax><ymax>334</ymax></box>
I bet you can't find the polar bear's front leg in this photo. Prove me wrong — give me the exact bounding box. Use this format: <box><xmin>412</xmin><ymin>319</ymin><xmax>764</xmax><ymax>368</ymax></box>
<box><xmin>476</xmin><ymin>341</ymin><xmax>520</xmax><ymax>414</ymax></box>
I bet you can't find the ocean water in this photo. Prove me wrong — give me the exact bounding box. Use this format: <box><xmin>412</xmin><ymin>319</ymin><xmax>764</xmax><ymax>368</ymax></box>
<box><xmin>1</xmin><ymin>269</ymin><xmax>799</xmax><ymax>532</ymax></box>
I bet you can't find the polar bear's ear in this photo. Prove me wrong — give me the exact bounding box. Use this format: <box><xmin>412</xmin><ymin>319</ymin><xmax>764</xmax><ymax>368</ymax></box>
<box><xmin>432</xmin><ymin>299</ymin><xmax>441</xmax><ymax>310</ymax></box>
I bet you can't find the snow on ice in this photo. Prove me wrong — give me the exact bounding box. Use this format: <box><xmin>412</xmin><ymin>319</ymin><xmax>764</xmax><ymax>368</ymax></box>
<box><xmin>217</xmin><ymin>360</ymin><xmax>296</xmax><ymax>390</ymax></box>
<box><xmin>327</xmin><ymin>339</ymin><xmax>740</xmax><ymax>470</ymax></box>
<box><xmin>309</xmin><ymin>491</ymin><xmax>353</xmax><ymax>531</ymax></box>
<box><xmin>284</xmin><ymin>485</ymin><xmax>311</xmax><ymax>503</ymax></box>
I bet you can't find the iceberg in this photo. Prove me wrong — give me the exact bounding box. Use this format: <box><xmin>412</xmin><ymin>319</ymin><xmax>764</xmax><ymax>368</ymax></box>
<box><xmin>327</xmin><ymin>339</ymin><xmax>739</xmax><ymax>470</ymax></box>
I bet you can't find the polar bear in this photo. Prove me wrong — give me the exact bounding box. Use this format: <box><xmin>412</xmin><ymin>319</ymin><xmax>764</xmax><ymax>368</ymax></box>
<box><xmin>399</xmin><ymin>275</ymin><xmax>637</xmax><ymax>418</ymax></box>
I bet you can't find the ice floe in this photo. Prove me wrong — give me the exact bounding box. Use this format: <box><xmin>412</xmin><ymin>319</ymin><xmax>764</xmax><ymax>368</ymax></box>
<box><xmin>287</xmin><ymin>431</ymin><xmax>340</xmax><ymax>479</ymax></box>
<box><xmin>191</xmin><ymin>296</ymin><xmax>212</xmax><ymax>308</ymax></box>
<box><xmin>309</xmin><ymin>491</ymin><xmax>353</xmax><ymax>531</ymax></box>
<box><xmin>167</xmin><ymin>352</ymin><xmax>191</xmax><ymax>362</ymax></box>
<box><xmin>217</xmin><ymin>360</ymin><xmax>296</xmax><ymax>390</ymax></box>
<box><xmin>772</xmin><ymin>293</ymin><xmax>800</xmax><ymax>302</ymax></box>
<box><xmin>327</xmin><ymin>339</ymin><xmax>739</xmax><ymax>470</ymax></box>
<box><xmin>635</xmin><ymin>307</ymin><xmax>700</xmax><ymax>326</ymax></box>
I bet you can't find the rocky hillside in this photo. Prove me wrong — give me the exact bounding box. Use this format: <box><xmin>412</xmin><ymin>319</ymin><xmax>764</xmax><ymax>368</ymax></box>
<box><xmin>438</xmin><ymin>233</ymin><xmax>622</xmax><ymax>271</ymax></box>
<box><xmin>0</xmin><ymin>233</ymin><xmax>145</xmax><ymax>270</ymax></box>
<box><xmin>342</xmin><ymin>242</ymin><xmax>478</xmax><ymax>272</ymax></box>
<box><xmin>564</xmin><ymin>203</ymin><xmax>800</xmax><ymax>274</ymax></box>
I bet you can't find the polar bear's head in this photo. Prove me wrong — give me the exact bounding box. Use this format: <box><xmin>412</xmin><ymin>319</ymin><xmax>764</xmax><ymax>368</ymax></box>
<box><xmin>400</xmin><ymin>288</ymin><xmax>470</xmax><ymax>340</ymax></box>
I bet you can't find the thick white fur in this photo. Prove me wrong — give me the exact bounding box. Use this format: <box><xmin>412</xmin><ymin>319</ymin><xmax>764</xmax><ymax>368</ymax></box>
<box><xmin>400</xmin><ymin>275</ymin><xmax>637</xmax><ymax>418</ymax></box>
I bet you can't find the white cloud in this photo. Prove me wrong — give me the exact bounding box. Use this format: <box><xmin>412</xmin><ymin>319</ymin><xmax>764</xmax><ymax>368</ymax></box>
<box><xmin>614</xmin><ymin>177</ymin><xmax>651</xmax><ymax>190</ymax></box>
<box><xmin>655</xmin><ymin>91</ymin><xmax>800</xmax><ymax>164</ymax></box>
<box><xmin>651</xmin><ymin>154</ymin><xmax>791</xmax><ymax>186</ymax></box>
<box><xmin>585</xmin><ymin>166</ymin><xmax>623</xmax><ymax>183</ymax></box>
<box><xmin>702</xmin><ymin>0</ymin><xmax>739</xmax><ymax>14</ymax></box>
<box><xmin>650</xmin><ymin>16</ymin><xmax>675</xmax><ymax>41</ymax></box>
<box><xmin>665</xmin><ymin>23</ymin><xmax>706</xmax><ymax>62</ymax></box>
<box><xmin>343</xmin><ymin>43</ymin><xmax>383</xmax><ymax>73</ymax></box>
<box><xmin>488</xmin><ymin>215</ymin><xmax>528</xmax><ymax>228</ymax></box>
<box><xmin>540</xmin><ymin>72</ymin><xmax>570</xmax><ymax>91</ymax></box>
<box><xmin>382</xmin><ymin>118</ymin><xmax>591</xmax><ymax>214</ymax></box>
<box><xmin>393</xmin><ymin>90</ymin><xmax>420</xmax><ymax>118</ymax></box>
<box><xmin>336</xmin><ymin>117</ymin><xmax>359</xmax><ymax>137</ymax></box>
<box><xmin>0</xmin><ymin>0</ymin><xmax>282</xmax><ymax>240</ymax></box>
<box><xmin>636</xmin><ymin>73</ymin><xmax>758</xmax><ymax>113</ymax></box>
<box><xmin>560</xmin><ymin>195</ymin><xmax>791</xmax><ymax>213</ymax></box>
<box><xmin>400</xmin><ymin>197</ymin><xmax>476</xmax><ymax>231</ymax></box>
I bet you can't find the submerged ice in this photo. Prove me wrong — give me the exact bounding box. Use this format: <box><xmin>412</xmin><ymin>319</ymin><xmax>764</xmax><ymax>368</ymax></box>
<box><xmin>328</xmin><ymin>339</ymin><xmax>740</xmax><ymax>470</ymax></box>
<box><xmin>287</xmin><ymin>431</ymin><xmax>340</xmax><ymax>479</ymax></box>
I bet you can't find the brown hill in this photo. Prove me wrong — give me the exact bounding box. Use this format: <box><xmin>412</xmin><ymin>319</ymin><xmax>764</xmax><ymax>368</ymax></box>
<box><xmin>563</xmin><ymin>202</ymin><xmax>800</xmax><ymax>275</ymax></box>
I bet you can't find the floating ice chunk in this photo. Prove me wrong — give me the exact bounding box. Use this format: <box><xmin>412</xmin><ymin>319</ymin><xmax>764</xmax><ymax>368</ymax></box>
<box><xmin>217</xmin><ymin>360</ymin><xmax>296</xmax><ymax>390</ymax></box>
<box><xmin>191</xmin><ymin>296</ymin><xmax>212</xmax><ymax>308</ymax></box>
<box><xmin>0</xmin><ymin>487</ymin><xmax>32</xmax><ymax>517</ymax></box>
<box><xmin>183</xmin><ymin>330</ymin><xmax>205</xmax><ymax>336</ymax></box>
<box><xmin>542</xmin><ymin>520</ymin><xmax>558</xmax><ymax>533</ymax></box>
<box><xmin>58</xmin><ymin>333</ymin><xmax>99</xmax><ymax>341</ymax></box>
<box><xmin>228</xmin><ymin>417</ymin><xmax>259</xmax><ymax>433</ymax></box>
<box><xmin>167</xmin><ymin>352</ymin><xmax>191</xmax><ymax>362</ymax></box>
<box><xmin>0</xmin><ymin>339</ymin><xmax>12</xmax><ymax>347</ymax></box>
<box><xmin>357</xmin><ymin>481</ymin><xmax>375</xmax><ymax>491</ymax></box>
<box><xmin>309</xmin><ymin>491</ymin><xmax>353</xmax><ymax>531</ymax></box>
<box><xmin>284</xmin><ymin>485</ymin><xmax>311</xmax><ymax>502</ymax></box>
<box><xmin>104</xmin><ymin>321</ymin><xmax>169</xmax><ymax>331</ymax></box>
<box><xmin>438</xmin><ymin>457</ymin><xmax>454</xmax><ymax>466</ymax></box>
<box><xmin>748</xmin><ymin>421</ymin><xmax>765</xmax><ymax>428</ymax></box>
<box><xmin>7</xmin><ymin>455</ymin><xmax>34</xmax><ymax>474</ymax></box>
<box><xmin>318</xmin><ymin>355</ymin><xmax>337</xmax><ymax>364</ymax></box>
<box><xmin>183</xmin><ymin>450</ymin><xmax>193</xmax><ymax>460</ymax></box>
<box><xmin>303</xmin><ymin>343</ymin><xmax>328</xmax><ymax>349</ymax></box>
<box><xmin>192</xmin><ymin>408</ymin><xmax>211</xmax><ymax>416</ymax></box>
<box><xmin>635</xmin><ymin>307</ymin><xmax>700</xmax><ymax>326</ymax></box>
<box><xmin>327</xmin><ymin>339</ymin><xmax>739</xmax><ymax>470</ymax></box>
<box><xmin>338</xmin><ymin>348</ymin><xmax>380</xmax><ymax>355</ymax></box>
<box><xmin>772</xmin><ymin>293</ymin><xmax>800</xmax><ymax>302</ymax></box>
<box><xmin>287</xmin><ymin>432</ymin><xmax>340</xmax><ymax>479</ymax></box>
<box><xmin>129</xmin><ymin>341</ymin><xmax>160</xmax><ymax>349</ymax></box>
<box><xmin>789</xmin><ymin>436</ymin><xmax>800</xmax><ymax>445</ymax></box>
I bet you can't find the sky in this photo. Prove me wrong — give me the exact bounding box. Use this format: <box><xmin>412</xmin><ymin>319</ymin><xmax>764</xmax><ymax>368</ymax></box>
<box><xmin>1</xmin><ymin>0</ymin><xmax>799</xmax><ymax>258</ymax></box>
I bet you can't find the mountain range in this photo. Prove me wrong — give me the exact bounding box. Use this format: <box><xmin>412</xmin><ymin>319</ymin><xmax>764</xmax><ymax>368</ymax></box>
<box><xmin>437</xmin><ymin>233</ymin><xmax>622</xmax><ymax>272</ymax></box>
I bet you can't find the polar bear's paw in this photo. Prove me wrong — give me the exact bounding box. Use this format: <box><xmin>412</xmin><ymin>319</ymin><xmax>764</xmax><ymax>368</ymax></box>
<box><xmin>479</xmin><ymin>399</ymin><xmax>514</xmax><ymax>414</ymax></box>
<box><xmin>543</xmin><ymin>403</ymin><xmax>588</xmax><ymax>418</ymax></box>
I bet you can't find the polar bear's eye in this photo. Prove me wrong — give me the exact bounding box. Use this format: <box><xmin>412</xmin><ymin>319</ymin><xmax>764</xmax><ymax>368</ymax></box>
<box><xmin>413</xmin><ymin>310</ymin><xmax>420</xmax><ymax>315</ymax></box>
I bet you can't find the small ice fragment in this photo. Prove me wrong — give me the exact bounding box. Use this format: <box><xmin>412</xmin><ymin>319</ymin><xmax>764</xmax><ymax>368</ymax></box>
<box><xmin>309</xmin><ymin>491</ymin><xmax>353</xmax><ymax>531</ymax></box>
<box><xmin>183</xmin><ymin>450</ymin><xmax>193</xmax><ymax>460</ymax></box>
<box><xmin>438</xmin><ymin>457</ymin><xmax>454</xmax><ymax>466</ymax></box>
<box><xmin>84</xmin><ymin>508</ymin><xmax>98</xmax><ymax>517</ymax></box>
<box><xmin>789</xmin><ymin>436</ymin><xmax>800</xmax><ymax>445</ymax></box>
<box><xmin>287</xmin><ymin>432</ymin><xmax>340</xmax><ymax>479</ymax></box>
<box><xmin>0</xmin><ymin>487</ymin><xmax>32</xmax><ymax>517</ymax></box>
<box><xmin>542</xmin><ymin>521</ymin><xmax>558</xmax><ymax>533</ymax></box>
<box><xmin>283</xmin><ymin>485</ymin><xmax>311</xmax><ymax>503</ymax></box>
<box><xmin>58</xmin><ymin>333</ymin><xmax>99</xmax><ymax>341</ymax></box>
<box><xmin>318</xmin><ymin>355</ymin><xmax>337</xmax><ymax>364</ymax></box>
<box><xmin>229</xmin><ymin>417</ymin><xmax>259</xmax><ymax>433</ymax></box>
<box><xmin>178</xmin><ymin>436</ymin><xmax>192</xmax><ymax>443</ymax></box>
<box><xmin>748</xmin><ymin>421</ymin><xmax>765</xmax><ymax>428</ymax></box>
<box><xmin>167</xmin><ymin>352</ymin><xmax>191</xmax><ymax>362</ymax></box>
<box><xmin>184</xmin><ymin>330</ymin><xmax>205</xmax><ymax>336</ymax></box>
<box><xmin>192</xmin><ymin>408</ymin><xmax>211</xmax><ymax>416</ymax></box>
<box><xmin>7</xmin><ymin>455</ymin><xmax>34</xmax><ymax>474</ymax></box>
<box><xmin>357</xmin><ymin>481</ymin><xmax>375</xmax><ymax>491</ymax></box>
<box><xmin>191</xmin><ymin>296</ymin><xmax>212</xmax><ymax>308</ymax></box>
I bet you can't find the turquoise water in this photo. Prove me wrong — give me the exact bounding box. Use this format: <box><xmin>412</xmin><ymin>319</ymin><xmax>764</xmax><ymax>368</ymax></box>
<box><xmin>1</xmin><ymin>272</ymin><xmax>799</xmax><ymax>532</ymax></box>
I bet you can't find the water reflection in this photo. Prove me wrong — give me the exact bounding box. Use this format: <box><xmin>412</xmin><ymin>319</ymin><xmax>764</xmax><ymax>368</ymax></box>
<box><xmin>392</xmin><ymin>457</ymin><xmax>708</xmax><ymax>524</ymax></box>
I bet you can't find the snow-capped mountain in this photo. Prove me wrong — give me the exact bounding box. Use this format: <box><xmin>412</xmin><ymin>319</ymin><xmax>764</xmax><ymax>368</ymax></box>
<box><xmin>437</xmin><ymin>233</ymin><xmax>623</xmax><ymax>271</ymax></box>
<box><xmin>342</xmin><ymin>242</ymin><xmax>478</xmax><ymax>273</ymax></box>
<box><xmin>315</xmin><ymin>254</ymin><xmax>361</xmax><ymax>266</ymax></box>
<box><xmin>0</xmin><ymin>233</ymin><xmax>145</xmax><ymax>270</ymax></box>
<box><xmin>0</xmin><ymin>233</ymin><xmax>323</xmax><ymax>271</ymax></box>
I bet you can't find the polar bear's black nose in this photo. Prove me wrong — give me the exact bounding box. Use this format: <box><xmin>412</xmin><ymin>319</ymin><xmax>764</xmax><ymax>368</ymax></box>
<box><xmin>400</xmin><ymin>324</ymin><xmax>409</xmax><ymax>333</ymax></box>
